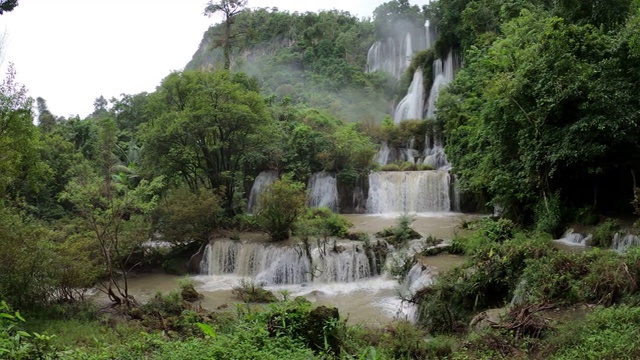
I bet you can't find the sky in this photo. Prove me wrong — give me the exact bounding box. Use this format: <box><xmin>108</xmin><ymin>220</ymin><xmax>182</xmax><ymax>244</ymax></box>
<box><xmin>1</xmin><ymin>0</ymin><xmax>429</xmax><ymax>118</ymax></box>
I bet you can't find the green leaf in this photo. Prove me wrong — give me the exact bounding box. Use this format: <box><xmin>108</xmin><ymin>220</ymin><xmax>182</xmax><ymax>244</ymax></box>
<box><xmin>196</xmin><ymin>322</ymin><xmax>217</xmax><ymax>338</ymax></box>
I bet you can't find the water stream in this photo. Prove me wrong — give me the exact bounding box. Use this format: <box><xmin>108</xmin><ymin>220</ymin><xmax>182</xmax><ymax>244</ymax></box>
<box><xmin>122</xmin><ymin>213</ymin><xmax>475</xmax><ymax>325</ymax></box>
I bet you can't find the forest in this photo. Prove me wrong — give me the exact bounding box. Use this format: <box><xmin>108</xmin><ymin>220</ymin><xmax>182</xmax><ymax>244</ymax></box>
<box><xmin>2</xmin><ymin>0</ymin><xmax>640</xmax><ymax>359</ymax></box>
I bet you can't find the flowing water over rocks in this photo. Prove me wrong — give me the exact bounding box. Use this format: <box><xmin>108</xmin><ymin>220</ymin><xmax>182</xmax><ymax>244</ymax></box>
<box><xmin>367</xmin><ymin>171</ymin><xmax>452</xmax><ymax>214</ymax></box>
<box><xmin>122</xmin><ymin>214</ymin><xmax>476</xmax><ymax>325</ymax></box>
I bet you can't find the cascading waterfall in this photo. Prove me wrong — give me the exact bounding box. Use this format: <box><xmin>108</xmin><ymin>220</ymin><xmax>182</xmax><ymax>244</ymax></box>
<box><xmin>247</xmin><ymin>171</ymin><xmax>278</xmax><ymax>213</ymax></box>
<box><xmin>367</xmin><ymin>38</ymin><xmax>400</xmax><ymax>78</ymax></box>
<box><xmin>423</xmin><ymin>133</ymin><xmax>449</xmax><ymax>169</ymax></box>
<box><xmin>612</xmin><ymin>233</ymin><xmax>640</xmax><ymax>252</ymax></box>
<box><xmin>374</xmin><ymin>143</ymin><xmax>392</xmax><ymax>165</ymax></box>
<box><xmin>367</xmin><ymin>171</ymin><xmax>451</xmax><ymax>214</ymax></box>
<box><xmin>426</xmin><ymin>50</ymin><xmax>456</xmax><ymax>119</ymax></box>
<box><xmin>555</xmin><ymin>229</ymin><xmax>593</xmax><ymax>246</ymax></box>
<box><xmin>366</xmin><ymin>26</ymin><xmax>426</xmax><ymax>79</ymax></box>
<box><xmin>308</xmin><ymin>172</ymin><xmax>339</xmax><ymax>212</ymax></box>
<box><xmin>200</xmin><ymin>240</ymin><xmax>376</xmax><ymax>285</ymax></box>
<box><xmin>393</xmin><ymin>69</ymin><xmax>425</xmax><ymax>124</ymax></box>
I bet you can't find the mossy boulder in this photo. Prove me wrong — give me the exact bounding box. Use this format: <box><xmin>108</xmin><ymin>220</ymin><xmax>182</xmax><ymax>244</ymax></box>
<box><xmin>306</xmin><ymin>305</ymin><xmax>340</xmax><ymax>354</ymax></box>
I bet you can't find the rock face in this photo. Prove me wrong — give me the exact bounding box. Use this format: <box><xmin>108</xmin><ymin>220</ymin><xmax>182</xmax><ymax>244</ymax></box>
<box><xmin>306</xmin><ymin>306</ymin><xmax>341</xmax><ymax>354</ymax></box>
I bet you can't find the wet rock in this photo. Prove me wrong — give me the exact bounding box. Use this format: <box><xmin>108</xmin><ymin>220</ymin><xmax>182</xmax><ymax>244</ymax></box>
<box><xmin>181</xmin><ymin>283</ymin><xmax>204</xmax><ymax>302</ymax></box>
<box><xmin>469</xmin><ymin>308</ymin><xmax>509</xmax><ymax>332</ymax></box>
<box><xmin>306</xmin><ymin>306</ymin><xmax>341</xmax><ymax>354</ymax></box>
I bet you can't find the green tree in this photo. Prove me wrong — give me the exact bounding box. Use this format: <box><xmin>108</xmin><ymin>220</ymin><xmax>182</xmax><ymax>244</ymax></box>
<box><xmin>35</xmin><ymin>97</ymin><xmax>56</xmax><ymax>133</ymax></box>
<box><xmin>204</xmin><ymin>0</ymin><xmax>248</xmax><ymax>70</ymax></box>
<box><xmin>256</xmin><ymin>175</ymin><xmax>307</xmax><ymax>241</ymax></box>
<box><xmin>61</xmin><ymin>167</ymin><xmax>163</xmax><ymax>307</ymax></box>
<box><xmin>0</xmin><ymin>64</ymin><xmax>39</xmax><ymax>199</ymax></box>
<box><xmin>141</xmin><ymin>70</ymin><xmax>275</xmax><ymax>214</ymax></box>
<box><xmin>441</xmin><ymin>8</ymin><xmax>640</xmax><ymax>220</ymax></box>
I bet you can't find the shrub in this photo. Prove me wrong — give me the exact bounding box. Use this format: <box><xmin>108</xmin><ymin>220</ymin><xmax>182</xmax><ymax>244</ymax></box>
<box><xmin>295</xmin><ymin>207</ymin><xmax>352</xmax><ymax>238</ymax></box>
<box><xmin>417</xmin><ymin>164</ymin><xmax>435</xmax><ymax>171</ymax></box>
<box><xmin>232</xmin><ymin>279</ymin><xmax>278</xmax><ymax>303</ymax></box>
<box><xmin>416</xmin><ymin>234</ymin><xmax>552</xmax><ymax>333</ymax></box>
<box><xmin>0</xmin><ymin>300</ymin><xmax>56</xmax><ymax>359</ymax></box>
<box><xmin>449</xmin><ymin>217</ymin><xmax>517</xmax><ymax>256</ymax></box>
<box><xmin>519</xmin><ymin>248</ymin><xmax>640</xmax><ymax>306</ymax></box>
<box><xmin>400</xmin><ymin>162</ymin><xmax>418</xmax><ymax>171</ymax></box>
<box><xmin>592</xmin><ymin>219</ymin><xmax>620</xmax><ymax>248</ymax></box>
<box><xmin>548</xmin><ymin>306</ymin><xmax>640</xmax><ymax>360</ymax></box>
<box><xmin>534</xmin><ymin>192</ymin><xmax>563</xmax><ymax>237</ymax></box>
<box><xmin>155</xmin><ymin>187</ymin><xmax>223</xmax><ymax>244</ymax></box>
<box><xmin>375</xmin><ymin>213</ymin><xmax>421</xmax><ymax>246</ymax></box>
<box><xmin>380</xmin><ymin>163</ymin><xmax>401</xmax><ymax>171</ymax></box>
<box><xmin>256</xmin><ymin>175</ymin><xmax>307</xmax><ymax>241</ymax></box>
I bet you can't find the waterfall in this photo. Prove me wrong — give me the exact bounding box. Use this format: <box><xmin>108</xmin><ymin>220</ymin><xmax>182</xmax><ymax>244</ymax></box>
<box><xmin>426</xmin><ymin>50</ymin><xmax>456</xmax><ymax>119</ymax></box>
<box><xmin>374</xmin><ymin>143</ymin><xmax>391</xmax><ymax>165</ymax></box>
<box><xmin>394</xmin><ymin>69</ymin><xmax>425</xmax><ymax>123</ymax></box>
<box><xmin>200</xmin><ymin>240</ymin><xmax>377</xmax><ymax>285</ymax></box>
<box><xmin>612</xmin><ymin>233</ymin><xmax>640</xmax><ymax>252</ymax></box>
<box><xmin>366</xmin><ymin>171</ymin><xmax>451</xmax><ymax>214</ymax></box>
<box><xmin>366</xmin><ymin>27</ymin><xmax>426</xmax><ymax>79</ymax></box>
<box><xmin>556</xmin><ymin>229</ymin><xmax>593</xmax><ymax>246</ymax></box>
<box><xmin>367</xmin><ymin>37</ymin><xmax>401</xmax><ymax>78</ymax></box>
<box><xmin>247</xmin><ymin>171</ymin><xmax>278</xmax><ymax>213</ymax></box>
<box><xmin>423</xmin><ymin>133</ymin><xmax>449</xmax><ymax>169</ymax></box>
<box><xmin>403</xmin><ymin>32</ymin><xmax>413</xmax><ymax>70</ymax></box>
<box><xmin>404</xmin><ymin>263</ymin><xmax>436</xmax><ymax>294</ymax></box>
<box><xmin>308</xmin><ymin>172</ymin><xmax>339</xmax><ymax>212</ymax></box>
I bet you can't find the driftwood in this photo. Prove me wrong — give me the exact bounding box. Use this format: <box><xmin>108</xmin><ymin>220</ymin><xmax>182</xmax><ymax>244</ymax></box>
<box><xmin>490</xmin><ymin>303</ymin><xmax>556</xmax><ymax>340</ymax></box>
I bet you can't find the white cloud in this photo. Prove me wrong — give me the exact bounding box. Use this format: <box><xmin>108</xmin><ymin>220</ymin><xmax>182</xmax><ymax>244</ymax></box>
<box><xmin>1</xmin><ymin>0</ymin><xmax>429</xmax><ymax>117</ymax></box>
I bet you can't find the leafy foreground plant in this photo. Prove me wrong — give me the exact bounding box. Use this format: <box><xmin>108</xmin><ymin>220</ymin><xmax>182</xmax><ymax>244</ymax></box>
<box><xmin>1</xmin><ymin>300</ymin><xmax>56</xmax><ymax>360</ymax></box>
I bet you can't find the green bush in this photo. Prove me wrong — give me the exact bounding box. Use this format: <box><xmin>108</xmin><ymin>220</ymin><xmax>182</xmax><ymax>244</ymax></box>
<box><xmin>256</xmin><ymin>175</ymin><xmax>308</xmax><ymax>241</ymax></box>
<box><xmin>449</xmin><ymin>217</ymin><xmax>517</xmax><ymax>256</ymax></box>
<box><xmin>549</xmin><ymin>306</ymin><xmax>640</xmax><ymax>360</ymax></box>
<box><xmin>520</xmin><ymin>248</ymin><xmax>640</xmax><ymax>306</ymax></box>
<box><xmin>295</xmin><ymin>207</ymin><xmax>352</xmax><ymax>238</ymax></box>
<box><xmin>232</xmin><ymin>279</ymin><xmax>278</xmax><ymax>303</ymax></box>
<box><xmin>416</xmin><ymin>234</ymin><xmax>552</xmax><ymax>333</ymax></box>
<box><xmin>376</xmin><ymin>213</ymin><xmax>421</xmax><ymax>246</ymax></box>
<box><xmin>534</xmin><ymin>192</ymin><xmax>563</xmax><ymax>237</ymax></box>
<box><xmin>380</xmin><ymin>163</ymin><xmax>401</xmax><ymax>171</ymax></box>
<box><xmin>417</xmin><ymin>164</ymin><xmax>435</xmax><ymax>171</ymax></box>
<box><xmin>1</xmin><ymin>300</ymin><xmax>56</xmax><ymax>359</ymax></box>
<box><xmin>400</xmin><ymin>162</ymin><xmax>418</xmax><ymax>171</ymax></box>
<box><xmin>592</xmin><ymin>219</ymin><xmax>620</xmax><ymax>248</ymax></box>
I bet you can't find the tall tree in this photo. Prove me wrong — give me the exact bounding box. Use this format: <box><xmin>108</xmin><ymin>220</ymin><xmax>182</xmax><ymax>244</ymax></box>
<box><xmin>36</xmin><ymin>97</ymin><xmax>56</xmax><ymax>132</ymax></box>
<box><xmin>204</xmin><ymin>0</ymin><xmax>247</xmax><ymax>70</ymax></box>
<box><xmin>141</xmin><ymin>70</ymin><xmax>276</xmax><ymax>214</ymax></box>
<box><xmin>0</xmin><ymin>64</ymin><xmax>38</xmax><ymax>198</ymax></box>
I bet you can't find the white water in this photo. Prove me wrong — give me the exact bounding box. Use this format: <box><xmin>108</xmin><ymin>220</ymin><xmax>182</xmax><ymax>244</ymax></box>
<box><xmin>308</xmin><ymin>172</ymin><xmax>339</xmax><ymax>212</ymax></box>
<box><xmin>247</xmin><ymin>171</ymin><xmax>278</xmax><ymax>213</ymax></box>
<box><xmin>394</xmin><ymin>69</ymin><xmax>425</xmax><ymax>123</ymax></box>
<box><xmin>367</xmin><ymin>37</ymin><xmax>401</xmax><ymax>78</ymax></box>
<box><xmin>200</xmin><ymin>239</ymin><xmax>375</xmax><ymax>285</ymax></box>
<box><xmin>555</xmin><ymin>229</ymin><xmax>593</xmax><ymax>247</ymax></box>
<box><xmin>423</xmin><ymin>133</ymin><xmax>449</xmax><ymax>169</ymax></box>
<box><xmin>366</xmin><ymin>28</ymin><xmax>426</xmax><ymax>79</ymax></box>
<box><xmin>374</xmin><ymin>143</ymin><xmax>392</xmax><ymax>165</ymax></box>
<box><xmin>612</xmin><ymin>233</ymin><xmax>640</xmax><ymax>252</ymax></box>
<box><xmin>426</xmin><ymin>50</ymin><xmax>456</xmax><ymax>119</ymax></box>
<box><xmin>367</xmin><ymin>171</ymin><xmax>452</xmax><ymax>214</ymax></box>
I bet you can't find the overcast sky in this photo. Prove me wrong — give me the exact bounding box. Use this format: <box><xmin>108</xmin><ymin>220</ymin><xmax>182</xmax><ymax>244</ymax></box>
<box><xmin>1</xmin><ymin>0</ymin><xmax>429</xmax><ymax>118</ymax></box>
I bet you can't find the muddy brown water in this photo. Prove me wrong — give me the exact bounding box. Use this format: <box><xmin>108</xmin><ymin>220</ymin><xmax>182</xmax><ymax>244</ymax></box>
<box><xmin>108</xmin><ymin>213</ymin><xmax>480</xmax><ymax>325</ymax></box>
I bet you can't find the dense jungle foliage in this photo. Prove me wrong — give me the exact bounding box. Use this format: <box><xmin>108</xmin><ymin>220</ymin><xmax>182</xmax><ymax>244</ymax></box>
<box><xmin>433</xmin><ymin>0</ymin><xmax>640</xmax><ymax>229</ymax></box>
<box><xmin>2</xmin><ymin>0</ymin><xmax>640</xmax><ymax>358</ymax></box>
